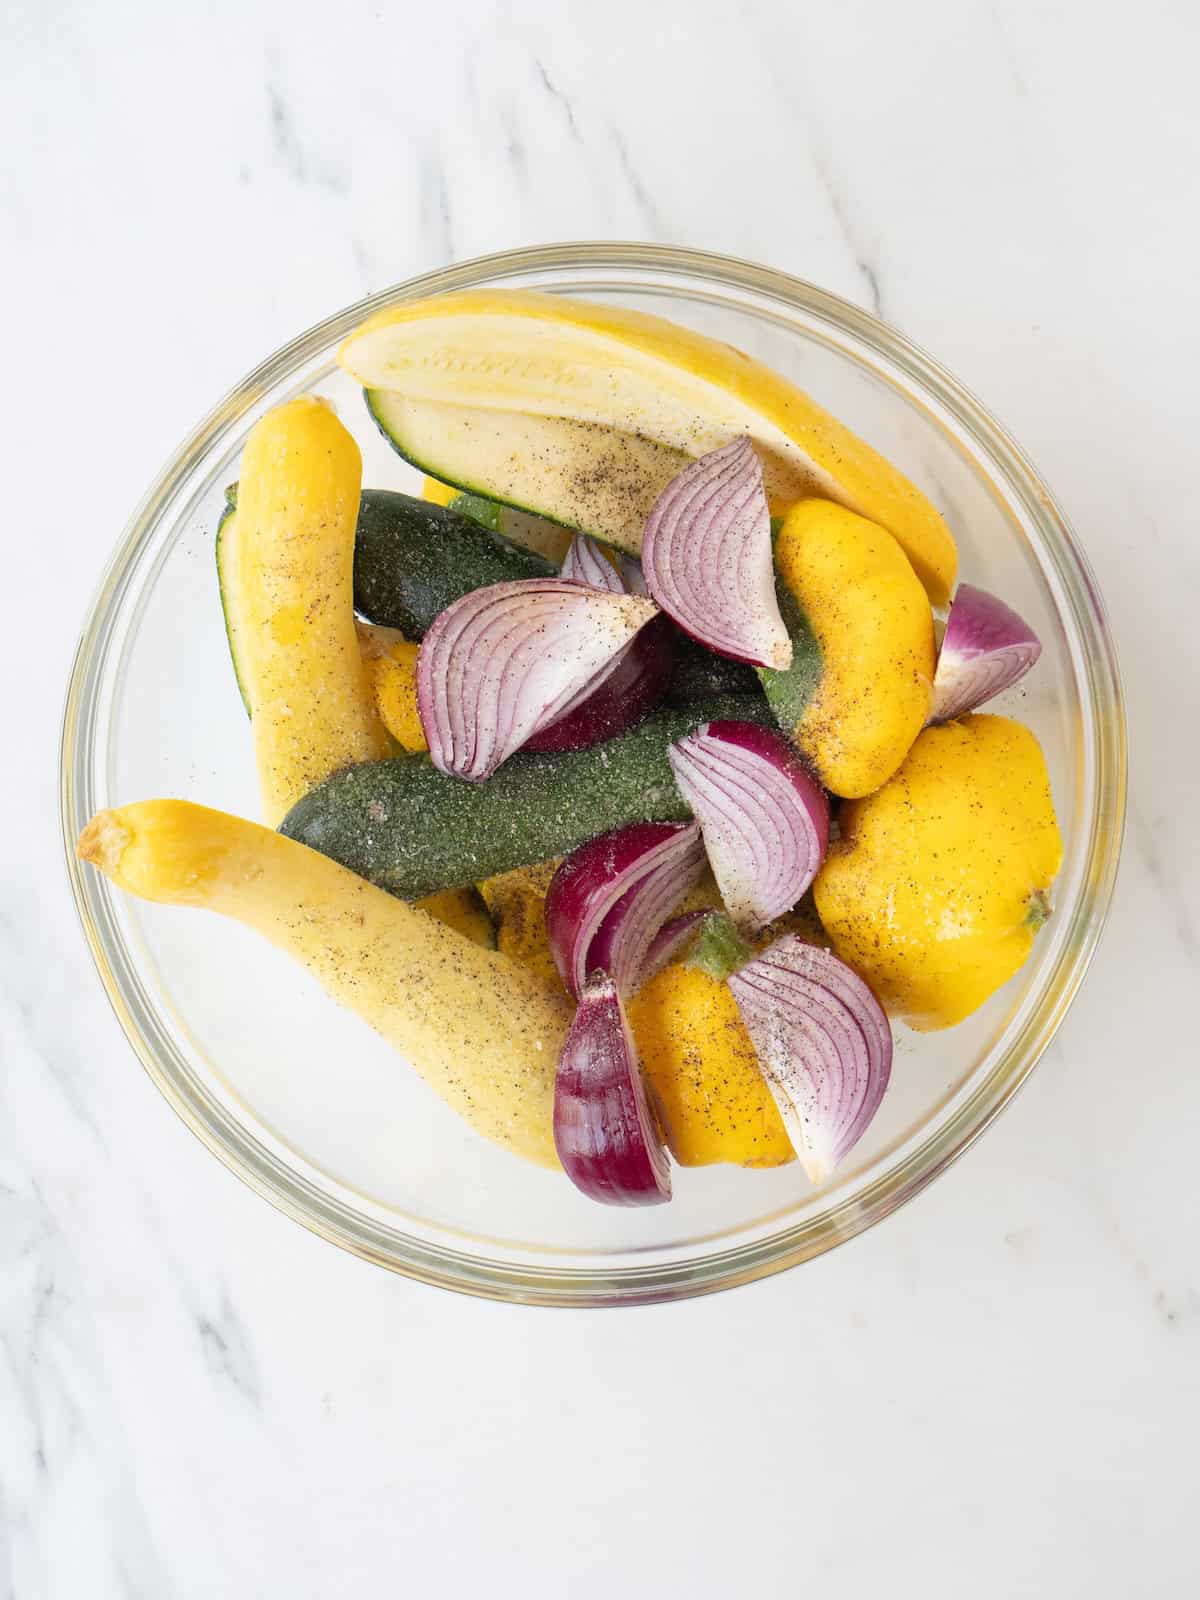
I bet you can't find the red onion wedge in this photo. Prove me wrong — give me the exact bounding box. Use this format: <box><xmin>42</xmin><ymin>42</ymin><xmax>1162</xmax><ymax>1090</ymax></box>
<box><xmin>668</xmin><ymin>721</ymin><xmax>830</xmax><ymax>933</ymax></box>
<box><xmin>545</xmin><ymin>821</ymin><xmax>706</xmax><ymax>1000</ymax></box>
<box><xmin>728</xmin><ymin>934</ymin><xmax>892</xmax><ymax>1184</ymax></box>
<box><xmin>524</xmin><ymin>536</ymin><xmax>674</xmax><ymax>749</ymax></box>
<box><xmin>554</xmin><ymin>973</ymin><xmax>671</xmax><ymax>1206</ymax></box>
<box><xmin>560</xmin><ymin>532</ymin><xmax>625</xmax><ymax>593</ymax></box>
<box><xmin>930</xmin><ymin>582</ymin><xmax>1042</xmax><ymax>723</ymax></box>
<box><xmin>523</xmin><ymin>612</ymin><xmax>676</xmax><ymax>753</ymax></box>
<box><xmin>417</xmin><ymin>579</ymin><xmax>659</xmax><ymax>781</ymax></box>
<box><xmin>642</xmin><ymin>437</ymin><xmax>791</xmax><ymax>670</ymax></box>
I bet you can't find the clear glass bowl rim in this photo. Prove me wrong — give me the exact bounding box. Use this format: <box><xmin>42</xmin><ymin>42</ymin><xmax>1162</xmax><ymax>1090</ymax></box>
<box><xmin>60</xmin><ymin>241</ymin><xmax>1127</xmax><ymax>1307</ymax></box>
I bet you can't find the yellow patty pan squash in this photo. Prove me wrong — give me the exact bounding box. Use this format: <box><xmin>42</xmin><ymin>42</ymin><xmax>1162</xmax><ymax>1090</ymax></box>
<box><xmin>628</xmin><ymin>960</ymin><xmax>795</xmax><ymax>1169</ymax></box>
<box><xmin>759</xmin><ymin>499</ymin><xmax>936</xmax><ymax>798</ymax></box>
<box><xmin>814</xmin><ymin>715</ymin><xmax>1063</xmax><ymax>1030</ymax></box>
<box><xmin>477</xmin><ymin>860</ymin><xmax>563</xmax><ymax>992</ymax></box>
<box><xmin>355</xmin><ymin>622</ymin><xmax>426</xmax><ymax>752</ymax></box>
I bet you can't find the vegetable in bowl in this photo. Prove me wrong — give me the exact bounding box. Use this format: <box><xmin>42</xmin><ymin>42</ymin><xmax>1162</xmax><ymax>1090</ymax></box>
<box><xmin>78</xmin><ymin>288</ymin><xmax>1058</xmax><ymax>1209</ymax></box>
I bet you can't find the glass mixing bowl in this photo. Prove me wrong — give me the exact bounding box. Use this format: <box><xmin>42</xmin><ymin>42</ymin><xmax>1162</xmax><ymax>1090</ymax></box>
<box><xmin>60</xmin><ymin>244</ymin><xmax>1126</xmax><ymax>1306</ymax></box>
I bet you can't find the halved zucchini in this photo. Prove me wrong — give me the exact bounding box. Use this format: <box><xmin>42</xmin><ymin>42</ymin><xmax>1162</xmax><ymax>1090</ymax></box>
<box><xmin>368</xmin><ymin>391</ymin><xmax>688</xmax><ymax>555</ymax></box>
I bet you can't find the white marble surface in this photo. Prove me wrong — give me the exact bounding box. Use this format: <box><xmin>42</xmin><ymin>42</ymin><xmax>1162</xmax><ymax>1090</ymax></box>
<box><xmin>4</xmin><ymin>0</ymin><xmax>1198</xmax><ymax>1593</ymax></box>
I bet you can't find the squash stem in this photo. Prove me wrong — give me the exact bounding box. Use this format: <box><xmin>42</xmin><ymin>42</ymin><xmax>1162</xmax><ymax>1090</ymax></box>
<box><xmin>688</xmin><ymin>913</ymin><xmax>753</xmax><ymax>982</ymax></box>
<box><xmin>1025</xmin><ymin>889</ymin><xmax>1052</xmax><ymax>931</ymax></box>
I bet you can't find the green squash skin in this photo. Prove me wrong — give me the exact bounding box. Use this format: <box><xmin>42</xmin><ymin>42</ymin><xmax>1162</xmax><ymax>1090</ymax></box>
<box><xmin>353</xmin><ymin>490</ymin><xmax>554</xmax><ymax>638</ymax></box>
<box><xmin>215</xmin><ymin>489</ymin><xmax>252</xmax><ymax>716</ymax></box>
<box><xmin>364</xmin><ymin>387</ymin><xmax>689</xmax><ymax>549</ymax></box>
<box><xmin>365</xmin><ymin>387</ymin><xmax>478</xmax><ymax>500</ymax></box>
<box><xmin>756</xmin><ymin>572</ymin><xmax>823</xmax><ymax>735</ymax></box>
<box><xmin>667</xmin><ymin>636</ymin><xmax>761</xmax><ymax>703</ymax></box>
<box><xmin>280</xmin><ymin>695</ymin><xmax>773</xmax><ymax>899</ymax></box>
<box><xmin>364</xmin><ymin>388</ymin><xmax>558</xmax><ymax>530</ymax></box>
<box><xmin>447</xmin><ymin>491</ymin><xmax>505</xmax><ymax>532</ymax></box>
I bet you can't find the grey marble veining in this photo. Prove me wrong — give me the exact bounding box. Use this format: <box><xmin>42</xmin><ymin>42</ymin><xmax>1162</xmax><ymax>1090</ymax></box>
<box><xmin>2</xmin><ymin>0</ymin><xmax>1198</xmax><ymax>1594</ymax></box>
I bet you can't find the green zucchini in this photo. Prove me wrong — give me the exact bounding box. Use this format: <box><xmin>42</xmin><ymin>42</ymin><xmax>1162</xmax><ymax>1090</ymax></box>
<box><xmin>756</xmin><ymin>576</ymin><xmax>823</xmax><ymax>732</ymax></box>
<box><xmin>280</xmin><ymin>695</ymin><xmax>772</xmax><ymax>899</ymax></box>
<box><xmin>666</xmin><ymin>637</ymin><xmax>761</xmax><ymax>704</ymax></box>
<box><xmin>353</xmin><ymin>490</ymin><xmax>553</xmax><ymax>637</ymax></box>
<box><xmin>753</xmin><ymin>517</ymin><xmax>821</xmax><ymax>729</ymax></box>
<box><xmin>366</xmin><ymin>390</ymin><xmax>689</xmax><ymax>554</ymax></box>
<box><xmin>444</xmin><ymin>491</ymin><xmax>504</xmax><ymax>533</ymax></box>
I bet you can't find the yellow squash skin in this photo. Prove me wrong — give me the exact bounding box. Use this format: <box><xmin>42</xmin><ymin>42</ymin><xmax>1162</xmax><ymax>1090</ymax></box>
<box><xmin>769</xmin><ymin>499</ymin><xmax>935</xmax><ymax>798</ymax></box>
<box><xmin>814</xmin><ymin>715</ymin><xmax>1063</xmax><ymax>1031</ymax></box>
<box><xmin>768</xmin><ymin>897</ymin><xmax>830</xmax><ymax>950</ymax></box>
<box><xmin>366</xmin><ymin>640</ymin><xmax>425</xmax><ymax>752</ymax></box>
<box><xmin>422</xmin><ymin>474</ymin><xmax>457</xmax><ymax>507</ymax></box>
<box><xmin>355</xmin><ymin>622</ymin><xmax>426</xmax><ymax>752</ymax></box>
<box><xmin>412</xmin><ymin>888</ymin><xmax>495</xmax><ymax>949</ymax></box>
<box><xmin>236</xmin><ymin>397</ymin><xmax>390</xmax><ymax>824</ymax></box>
<box><xmin>628</xmin><ymin>963</ymin><xmax>794</xmax><ymax>1168</ymax></box>
<box><xmin>340</xmin><ymin>288</ymin><xmax>957</xmax><ymax>602</ymax></box>
<box><xmin>477</xmin><ymin>861</ymin><xmax>563</xmax><ymax>992</ymax></box>
<box><xmin>78</xmin><ymin>801</ymin><xmax>570</xmax><ymax>1166</ymax></box>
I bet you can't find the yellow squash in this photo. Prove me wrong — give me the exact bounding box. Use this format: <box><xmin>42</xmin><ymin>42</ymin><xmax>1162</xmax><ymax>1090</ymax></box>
<box><xmin>411</xmin><ymin>887</ymin><xmax>495</xmax><ymax>949</ymax></box>
<box><xmin>355</xmin><ymin>622</ymin><xmax>426</xmax><ymax>752</ymax></box>
<box><xmin>341</xmin><ymin>288</ymin><xmax>957</xmax><ymax>602</ymax></box>
<box><xmin>814</xmin><ymin>715</ymin><xmax>1063</xmax><ymax>1030</ymax></box>
<box><xmin>477</xmin><ymin>860</ymin><xmax>563</xmax><ymax>991</ymax></box>
<box><xmin>78</xmin><ymin>801</ymin><xmax>569</xmax><ymax>1165</ymax></box>
<box><xmin>629</xmin><ymin>962</ymin><xmax>794</xmax><ymax>1169</ymax></box>
<box><xmin>422</xmin><ymin>474</ymin><xmax>458</xmax><ymax>507</ymax></box>
<box><xmin>234</xmin><ymin>397</ymin><xmax>390</xmax><ymax>824</ymax></box>
<box><xmin>763</xmin><ymin>499</ymin><xmax>935</xmax><ymax>798</ymax></box>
